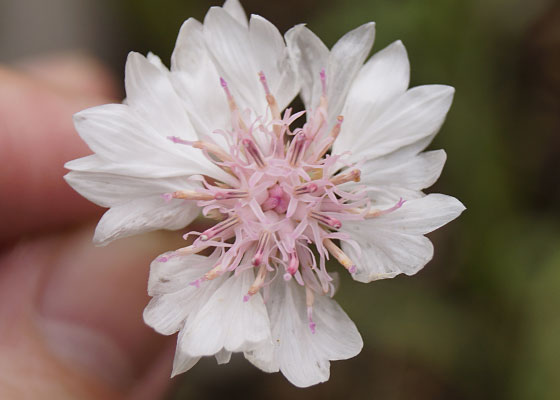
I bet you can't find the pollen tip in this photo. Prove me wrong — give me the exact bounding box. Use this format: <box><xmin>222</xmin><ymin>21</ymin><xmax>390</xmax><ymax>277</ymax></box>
<box><xmin>309</xmin><ymin>322</ymin><xmax>316</xmax><ymax>334</ymax></box>
<box><xmin>283</xmin><ymin>273</ymin><xmax>292</xmax><ymax>281</ymax></box>
<box><xmin>243</xmin><ymin>294</ymin><xmax>251</xmax><ymax>303</ymax></box>
<box><xmin>252</xmin><ymin>255</ymin><xmax>262</xmax><ymax>267</ymax></box>
<box><xmin>156</xmin><ymin>255</ymin><xmax>169</xmax><ymax>263</ymax></box>
<box><xmin>161</xmin><ymin>193</ymin><xmax>173</xmax><ymax>202</ymax></box>
<box><xmin>189</xmin><ymin>279</ymin><xmax>203</xmax><ymax>288</ymax></box>
<box><xmin>337</xmin><ymin>115</ymin><xmax>344</xmax><ymax>123</ymax></box>
<box><xmin>349</xmin><ymin>265</ymin><xmax>357</xmax><ymax>274</ymax></box>
<box><xmin>219</xmin><ymin>77</ymin><xmax>228</xmax><ymax>88</ymax></box>
<box><xmin>200</xmin><ymin>234</ymin><xmax>209</xmax><ymax>242</ymax></box>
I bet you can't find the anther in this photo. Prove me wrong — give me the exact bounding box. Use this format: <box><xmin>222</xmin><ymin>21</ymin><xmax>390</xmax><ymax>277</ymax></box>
<box><xmin>162</xmin><ymin>190</ymin><xmax>214</xmax><ymax>201</ymax></box>
<box><xmin>214</xmin><ymin>190</ymin><xmax>248</xmax><ymax>200</ymax></box>
<box><xmin>156</xmin><ymin>243</ymin><xmax>210</xmax><ymax>262</ymax></box>
<box><xmin>191</xmin><ymin>141</ymin><xmax>234</xmax><ymax>163</ymax></box>
<box><xmin>294</xmin><ymin>182</ymin><xmax>318</xmax><ymax>195</ymax></box>
<box><xmin>330</xmin><ymin>169</ymin><xmax>361</xmax><ymax>186</ymax></box>
<box><xmin>258</xmin><ymin>71</ymin><xmax>281</xmax><ymax>120</ymax></box>
<box><xmin>287</xmin><ymin>251</ymin><xmax>299</xmax><ymax>275</ymax></box>
<box><xmin>287</xmin><ymin>132</ymin><xmax>307</xmax><ymax>166</ymax></box>
<box><xmin>313</xmin><ymin>115</ymin><xmax>343</xmax><ymax>162</ymax></box>
<box><xmin>244</xmin><ymin>264</ymin><xmax>268</xmax><ymax>302</ymax></box>
<box><xmin>305</xmin><ymin>287</ymin><xmax>316</xmax><ymax>334</ymax></box>
<box><xmin>310</xmin><ymin>211</ymin><xmax>342</xmax><ymax>229</ymax></box>
<box><xmin>242</xmin><ymin>139</ymin><xmax>266</xmax><ymax>168</ymax></box>
<box><xmin>167</xmin><ymin>137</ymin><xmax>234</xmax><ymax>166</ymax></box>
<box><xmin>204</xmin><ymin>263</ymin><xmax>226</xmax><ymax>281</ymax></box>
<box><xmin>323</xmin><ymin>238</ymin><xmax>357</xmax><ymax>273</ymax></box>
<box><xmin>252</xmin><ymin>231</ymin><xmax>271</xmax><ymax>267</ymax></box>
<box><xmin>220</xmin><ymin>77</ymin><xmax>238</xmax><ymax>112</ymax></box>
<box><xmin>199</xmin><ymin>215</ymin><xmax>240</xmax><ymax>242</ymax></box>
<box><xmin>365</xmin><ymin>198</ymin><xmax>406</xmax><ymax>219</ymax></box>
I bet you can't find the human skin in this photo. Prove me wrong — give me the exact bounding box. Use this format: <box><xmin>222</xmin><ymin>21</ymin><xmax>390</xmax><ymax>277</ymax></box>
<box><xmin>0</xmin><ymin>54</ymin><xmax>177</xmax><ymax>400</ymax></box>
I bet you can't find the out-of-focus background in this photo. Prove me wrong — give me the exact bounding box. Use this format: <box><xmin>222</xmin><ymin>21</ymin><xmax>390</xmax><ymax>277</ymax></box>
<box><xmin>2</xmin><ymin>0</ymin><xmax>559</xmax><ymax>399</ymax></box>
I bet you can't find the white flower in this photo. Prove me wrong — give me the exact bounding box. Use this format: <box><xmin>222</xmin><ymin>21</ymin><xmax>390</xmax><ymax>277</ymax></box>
<box><xmin>65</xmin><ymin>0</ymin><xmax>465</xmax><ymax>388</ymax></box>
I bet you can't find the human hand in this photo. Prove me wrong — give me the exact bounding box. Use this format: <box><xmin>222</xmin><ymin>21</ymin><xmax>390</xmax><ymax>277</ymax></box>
<box><xmin>0</xmin><ymin>54</ymin><xmax>177</xmax><ymax>399</ymax></box>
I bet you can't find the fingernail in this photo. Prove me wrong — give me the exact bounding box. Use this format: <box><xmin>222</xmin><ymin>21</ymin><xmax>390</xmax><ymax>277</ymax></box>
<box><xmin>36</xmin><ymin>228</ymin><xmax>172</xmax><ymax>390</ymax></box>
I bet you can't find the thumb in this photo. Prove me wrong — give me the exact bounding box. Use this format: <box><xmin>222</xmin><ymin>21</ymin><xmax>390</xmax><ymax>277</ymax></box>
<box><xmin>0</xmin><ymin>227</ymin><xmax>182</xmax><ymax>399</ymax></box>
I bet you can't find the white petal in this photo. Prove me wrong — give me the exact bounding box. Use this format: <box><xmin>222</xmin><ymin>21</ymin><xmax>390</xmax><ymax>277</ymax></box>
<box><xmin>93</xmin><ymin>196</ymin><xmax>199</xmax><ymax>246</ymax></box>
<box><xmin>351</xmin><ymin>149</ymin><xmax>447</xmax><ymax>205</ymax></box>
<box><xmin>146</xmin><ymin>52</ymin><xmax>168</xmax><ymax>72</ymax></box>
<box><xmin>203</xmin><ymin>8</ymin><xmax>297</xmax><ymax>116</ymax></box>
<box><xmin>215</xmin><ymin>349</ymin><xmax>232</xmax><ymax>365</ymax></box>
<box><xmin>285</xmin><ymin>25</ymin><xmax>329</xmax><ymax>111</ymax></box>
<box><xmin>335</xmin><ymin>40</ymin><xmax>410</xmax><ymax>153</ymax></box>
<box><xmin>338</xmin><ymin>85</ymin><xmax>455</xmax><ymax>163</ymax></box>
<box><xmin>203</xmin><ymin>7</ymin><xmax>260</xmax><ymax>113</ymax></box>
<box><xmin>326</xmin><ymin>22</ymin><xmax>376</xmax><ymax>125</ymax></box>
<box><xmin>342</xmin><ymin>194</ymin><xmax>465</xmax><ymax>282</ymax></box>
<box><xmin>265</xmin><ymin>280</ymin><xmax>362</xmax><ymax>387</ymax></box>
<box><xmin>244</xmin><ymin>340</ymin><xmax>279</xmax><ymax>373</ymax></box>
<box><xmin>144</xmin><ymin>255</ymin><xmax>222</xmax><ymax>335</ymax></box>
<box><xmin>172</xmin><ymin>331</ymin><xmax>201</xmax><ymax>377</ymax></box>
<box><xmin>147</xmin><ymin>254</ymin><xmax>215</xmax><ymax>295</ymax></box>
<box><xmin>222</xmin><ymin>0</ymin><xmax>247</xmax><ymax>28</ymax></box>
<box><xmin>179</xmin><ymin>269</ymin><xmax>271</xmax><ymax>357</ymax></box>
<box><xmin>124</xmin><ymin>52</ymin><xmax>197</xmax><ymax>141</ymax></box>
<box><xmin>64</xmin><ymin>171</ymin><xmax>198</xmax><ymax>208</ymax></box>
<box><xmin>249</xmin><ymin>15</ymin><xmax>299</xmax><ymax>110</ymax></box>
<box><xmin>70</xmin><ymin>104</ymin><xmax>234</xmax><ymax>184</ymax></box>
<box><xmin>171</xmin><ymin>18</ymin><xmax>230</xmax><ymax>145</ymax></box>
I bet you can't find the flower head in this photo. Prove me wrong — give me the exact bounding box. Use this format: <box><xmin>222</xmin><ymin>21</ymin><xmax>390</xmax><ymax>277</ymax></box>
<box><xmin>65</xmin><ymin>0</ymin><xmax>465</xmax><ymax>387</ymax></box>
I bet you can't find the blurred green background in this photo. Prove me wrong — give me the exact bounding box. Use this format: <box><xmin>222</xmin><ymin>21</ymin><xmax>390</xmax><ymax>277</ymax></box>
<box><xmin>3</xmin><ymin>0</ymin><xmax>559</xmax><ymax>398</ymax></box>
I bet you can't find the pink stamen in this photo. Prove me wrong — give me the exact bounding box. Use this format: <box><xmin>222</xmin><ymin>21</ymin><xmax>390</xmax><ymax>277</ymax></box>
<box><xmin>167</xmin><ymin>136</ymin><xmax>194</xmax><ymax>145</ymax></box>
<box><xmin>242</xmin><ymin>139</ymin><xmax>266</xmax><ymax>168</ymax></box>
<box><xmin>310</xmin><ymin>211</ymin><xmax>342</xmax><ymax>229</ymax></box>
<box><xmin>244</xmin><ymin>264</ymin><xmax>268</xmax><ymax>301</ymax></box>
<box><xmin>323</xmin><ymin>238</ymin><xmax>355</xmax><ymax>272</ymax></box>
<box><xmin>258</xmin><ymin>71</ymin><xmax>271</xmax><ymax>95</ymax></box>
<box><xmin>306</xmin><ymin>287</ymin><xmax>316</xmax><ymax>334</ymax></box>
<box><xmin>252</xmin><ymin>231</ymin><xmax>271</xmax><ymax>266</ymax></box>
<box><xmin>200</xmin><ymin>216</ymin><xmax>240</xmax><ymax>241</ymax></box>
<box><xmin>165</xmin><ymin>190</ymin><xmax>215</xmax><ymax>201</ymax></box>
<box><xmin>287</xmin><ymin>132</ymin><xmax>307</xmax><ymax>166</ymax></box>
<box><xmin>294</xmin><ymin>182</ymin><xmax>318</xmax><ymax>195</ymax></box>
<box><xmin>330</xmin><ymin>169</ymin><xmax>361</xmax><ymax>185</ymax></box>
<box><xmin>215</xmin><ymin>190</ymin><xmax>248</xmax><ymax>200</ymax></box>
<box><xmin>220</xmin><ymin>77</ymin><xmax>238</xmax><ymax>112</ymax></box>
<box><xmin>365</xmin><ymin>198</ymin><xmax>406</xmax><ymax>219</ymax></box>
<box><xmin>287</xmin><ymin>251</ymin><xmax>299</xmax><ymax>275</ymax></box>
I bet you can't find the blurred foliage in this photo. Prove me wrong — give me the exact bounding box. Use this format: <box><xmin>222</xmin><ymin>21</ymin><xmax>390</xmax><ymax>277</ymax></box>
<box><xmin>115</xmin><ymin>0</ymin><xmax>560</xmax><ymax>399</ymax></box>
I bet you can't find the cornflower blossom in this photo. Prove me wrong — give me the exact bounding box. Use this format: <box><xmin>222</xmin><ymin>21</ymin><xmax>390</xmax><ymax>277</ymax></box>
<box><xmin>65</xmin><ymin>0</ymin><xmax>465</xmax><ymax>387</ymax></box>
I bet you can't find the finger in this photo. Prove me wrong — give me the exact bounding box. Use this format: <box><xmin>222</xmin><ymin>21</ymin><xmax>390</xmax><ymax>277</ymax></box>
<box><xmin>16</xmin><ymin>52</ymin><xmax>119</xmax><ymax>100</ymax></box>
<box><xmin>0</xmin><ymin>59</ymin><xmax>118</xmax><ymax>242</ymax></box>
<box><xmin>0</xmin><ymin>226</ymin><xmax>184</xmax><ymax>399</ymax></box>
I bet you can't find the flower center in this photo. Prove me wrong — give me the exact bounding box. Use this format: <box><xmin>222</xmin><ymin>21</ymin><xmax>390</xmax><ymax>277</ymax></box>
<box><xmin>160</xmin><ymin>71</ymin><xmax>404</xmax><ymax>331</ymax></box>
